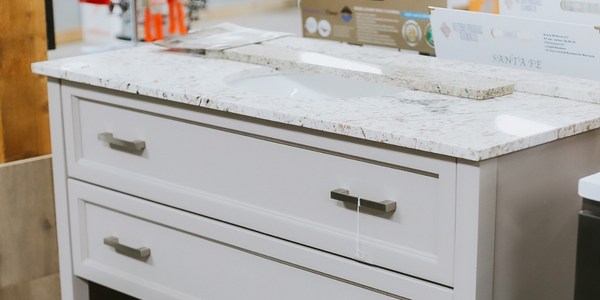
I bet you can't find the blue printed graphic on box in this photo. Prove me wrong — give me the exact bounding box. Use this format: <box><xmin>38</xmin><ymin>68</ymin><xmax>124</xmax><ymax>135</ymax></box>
<box><xmin>402</xmin><ymin>11</ymin><xmax>430</xmax><ymax>20</ymax></box>
<box><xmin>341</xmin><ymin>6</ymin><xmax>353</xmax><ymax>22</ymax></box>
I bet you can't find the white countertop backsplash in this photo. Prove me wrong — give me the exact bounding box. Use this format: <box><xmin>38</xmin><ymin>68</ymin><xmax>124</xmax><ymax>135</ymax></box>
<box><xmin>32</xmin><ymin>37</ymin><xmax>600</xmax><ymax>161</ymax></box>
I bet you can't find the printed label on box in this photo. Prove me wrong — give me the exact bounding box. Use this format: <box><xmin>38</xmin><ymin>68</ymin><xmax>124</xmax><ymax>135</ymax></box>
<box><xmin>431</xmin><ymin>8</ymin><xmax>600</xmax><ymax>80</ymax></box>
<box><xmin>301</xmin><ymin>0</ymin><xmax>447</xmax><ymax>54</ymax></box>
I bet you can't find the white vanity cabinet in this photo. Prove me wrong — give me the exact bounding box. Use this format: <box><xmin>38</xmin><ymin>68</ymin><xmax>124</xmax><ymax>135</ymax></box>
<box><xmin>62</xmin><ymin>81</ymin><xmax>457</xmax><ymax>285</ymax></box>
<box><xmin>47</xmin><ymin>79</ymin><xmax>600</xmax><ymax>300</ymax></box>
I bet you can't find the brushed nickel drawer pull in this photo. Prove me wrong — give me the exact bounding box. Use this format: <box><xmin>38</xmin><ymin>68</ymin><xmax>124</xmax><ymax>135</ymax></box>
<box><xmin>330</xmin><ymin>189</ymin><xmax>396</xmax><ymax>213</ymax></box>
<box><xmin>98</xmin><ymin>132</ymin><xmax>146</xmax><ymax>152</ymax></box>
<box><xmin>104</xmin><ymin>236</ymin><xmax>151</xmax><ymax>260</ymax></box>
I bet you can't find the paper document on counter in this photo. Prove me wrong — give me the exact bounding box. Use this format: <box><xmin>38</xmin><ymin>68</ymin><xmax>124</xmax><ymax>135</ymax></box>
<box><xmin>430</xmin><ymin>8</ymin><xmax>600</xmax><ymax>80</ymax></box>
<box><xmin>154</xmin><ymin>23</ymin><xmax>293</xmax><ymax>52</ymax></box>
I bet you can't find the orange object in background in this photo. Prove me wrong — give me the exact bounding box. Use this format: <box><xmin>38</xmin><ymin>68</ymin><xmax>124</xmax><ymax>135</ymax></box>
<box><xmin>468</xmin><ymin>0</ymin><xmax>499</xmax><ymax>13</ymax></box>
<box><xmin>167</xmin><ymin>0</ymin><xmax>187</xmax><ymax>35</ymax></box>
<box><xmin>176</xmin><ymin>2</ymin><xmax>187</xmax><ymax>34</ymax></box>
<box><xmin>147</xmin><ymin>0</ymin><xmax>186</xmax><ymax>41</ymax></box>
<box><xmin>153</xmin><ymin>13</ymin><xmax>165</xmax><ymax>40</ymax></box>
<box><xmin>168</xmin><ymin>0</ymin><xmax>177</xmax><ymax>35</ymax></box>
<box><xmin>144</xmin><ymin>7</ymin><xmax>154</xmax><ymax>41</ymax></box>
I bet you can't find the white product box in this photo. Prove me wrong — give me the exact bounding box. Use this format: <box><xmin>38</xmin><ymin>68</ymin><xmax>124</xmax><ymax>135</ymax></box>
<box><xmin>430</xmin><ymin>8</ymin><xmax>600</xmax><ymax>80</ymax></box>
<box><xmin>499</xmin><ymin>0</ymin><xmax>600</xmax><ymax>26</ymax></box>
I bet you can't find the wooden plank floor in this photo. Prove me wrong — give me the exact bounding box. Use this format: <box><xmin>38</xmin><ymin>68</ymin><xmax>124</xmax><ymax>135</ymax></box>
<box><xmin>0</xmin><ymin>274</ymin><xmax>60</xmax><ymax>300</ymax></box>
<box><xmin>0</xmin><ymin>155</ymin><xmax>60</xmax><ymax>299</ymax></box>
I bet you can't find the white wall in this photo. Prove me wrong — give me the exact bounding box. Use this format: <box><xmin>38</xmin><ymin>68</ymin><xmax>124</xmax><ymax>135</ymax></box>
<box><xmin>53</xmin><ymin>0</ymin><xmax>82</xmax><ymax>32</ymax></box>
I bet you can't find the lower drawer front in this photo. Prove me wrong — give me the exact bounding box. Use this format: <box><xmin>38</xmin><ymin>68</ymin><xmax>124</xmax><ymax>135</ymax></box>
<box><xmin>68</xmin><ymin>179</ymin><xmax>453</xmax><ymax>300</ymax></box>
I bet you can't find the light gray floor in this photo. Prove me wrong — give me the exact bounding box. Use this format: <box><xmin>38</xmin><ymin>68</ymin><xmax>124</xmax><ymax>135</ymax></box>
<box><xmin>47</xmin><ymin>7</ymin><xmax>302</xmax><ymax>60</ymax></box>
<box><xmin>48</xmin><ymin>41</ymin><xmax>89</xmax><ymax>60</ymax></box>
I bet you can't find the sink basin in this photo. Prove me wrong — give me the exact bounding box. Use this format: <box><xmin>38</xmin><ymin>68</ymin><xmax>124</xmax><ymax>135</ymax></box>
<box><xmin>227</xmin><ymin>73</ymin><xmax>407</xmax><ymax>99</ymax></box>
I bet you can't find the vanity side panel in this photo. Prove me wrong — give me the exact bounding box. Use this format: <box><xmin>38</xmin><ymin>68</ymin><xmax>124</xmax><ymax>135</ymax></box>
<box><xmin>453</xmin><ymin>159</ymin><xmax>497</xmax><ymax>300</ymax></box>
<box><xmin>48</xmin><ymin>78</ymin><xmax>90</xmax><ymax>300</ymax></box>
<box><xmin>493</xmin><ymin>129</ymin><xmax>600</xmax><ymax>300</ymax></box>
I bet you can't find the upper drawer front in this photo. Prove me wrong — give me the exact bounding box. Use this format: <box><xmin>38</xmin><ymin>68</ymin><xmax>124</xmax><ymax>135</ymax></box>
<box><xmin>62</xmin><ymin>87</ymin><xmax>457</xmax><ymax>285</ymax></box>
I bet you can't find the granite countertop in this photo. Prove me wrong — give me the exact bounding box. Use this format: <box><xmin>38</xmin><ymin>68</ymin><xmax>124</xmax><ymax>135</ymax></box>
<box><xmin>32</xmin><ymin>36</ymin><xmax>600</xmax><ymax>161</ymax></box>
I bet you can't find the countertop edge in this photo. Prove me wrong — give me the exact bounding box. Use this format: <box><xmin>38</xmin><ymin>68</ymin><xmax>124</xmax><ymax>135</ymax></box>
<box><xmin>33</xmin><ymin>68</ymin><xmax>600</xmax><ymax>162</ymax></box>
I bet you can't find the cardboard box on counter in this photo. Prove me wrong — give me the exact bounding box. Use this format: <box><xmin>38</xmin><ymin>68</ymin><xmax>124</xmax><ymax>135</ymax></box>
<box><xmin>300</xmin><ymin>0</ymin><xmax>447</xmax><ymax>54</ymax></box>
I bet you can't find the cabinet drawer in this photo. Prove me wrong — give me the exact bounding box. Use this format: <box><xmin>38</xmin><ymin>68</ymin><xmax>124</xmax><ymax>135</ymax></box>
<box><xmin>68</xmin><ymin>179</ymin><xmax>453</xmax><ymax>300</ymax></box>
<box><xmin>63</xmin><ymin>87</ymin><xmax>457</xmax><ymax>285</ymax></box>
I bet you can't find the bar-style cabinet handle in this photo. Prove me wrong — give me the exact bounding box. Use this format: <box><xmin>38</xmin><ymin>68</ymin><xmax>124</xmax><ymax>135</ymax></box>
<box><xmin>98</xmin><ymin>132</ymin><xmax>146</xmax><ymax>152</ymax></box>
<box><xmin>330</xmin><ymin>188</ymin><xmax>396</xmax><ymax>213</ymax></box>
<box><xmin>104</xmin><ymin>236</ymin><xmax>151</xmax><ymax>260</ymax></box>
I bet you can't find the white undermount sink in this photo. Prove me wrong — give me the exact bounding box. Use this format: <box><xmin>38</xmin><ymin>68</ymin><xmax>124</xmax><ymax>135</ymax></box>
<box><xmin>227</xmin><ymin>73</ymin><xmax>408</xmax><ymax>99</ymax></box>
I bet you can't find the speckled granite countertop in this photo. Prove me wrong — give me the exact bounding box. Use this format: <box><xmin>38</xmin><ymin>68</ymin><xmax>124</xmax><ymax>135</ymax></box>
<box><xmin>32</xmin><ymin>37</ymin><xmax>600</xmax><ymax>161</ymax></box>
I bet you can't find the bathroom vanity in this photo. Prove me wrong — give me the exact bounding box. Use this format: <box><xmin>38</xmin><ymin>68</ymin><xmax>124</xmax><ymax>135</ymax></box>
<box><xmin>33</xmin><ymin>37</ymin><xmax>600</xmax><ymax>300</ymax></box>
